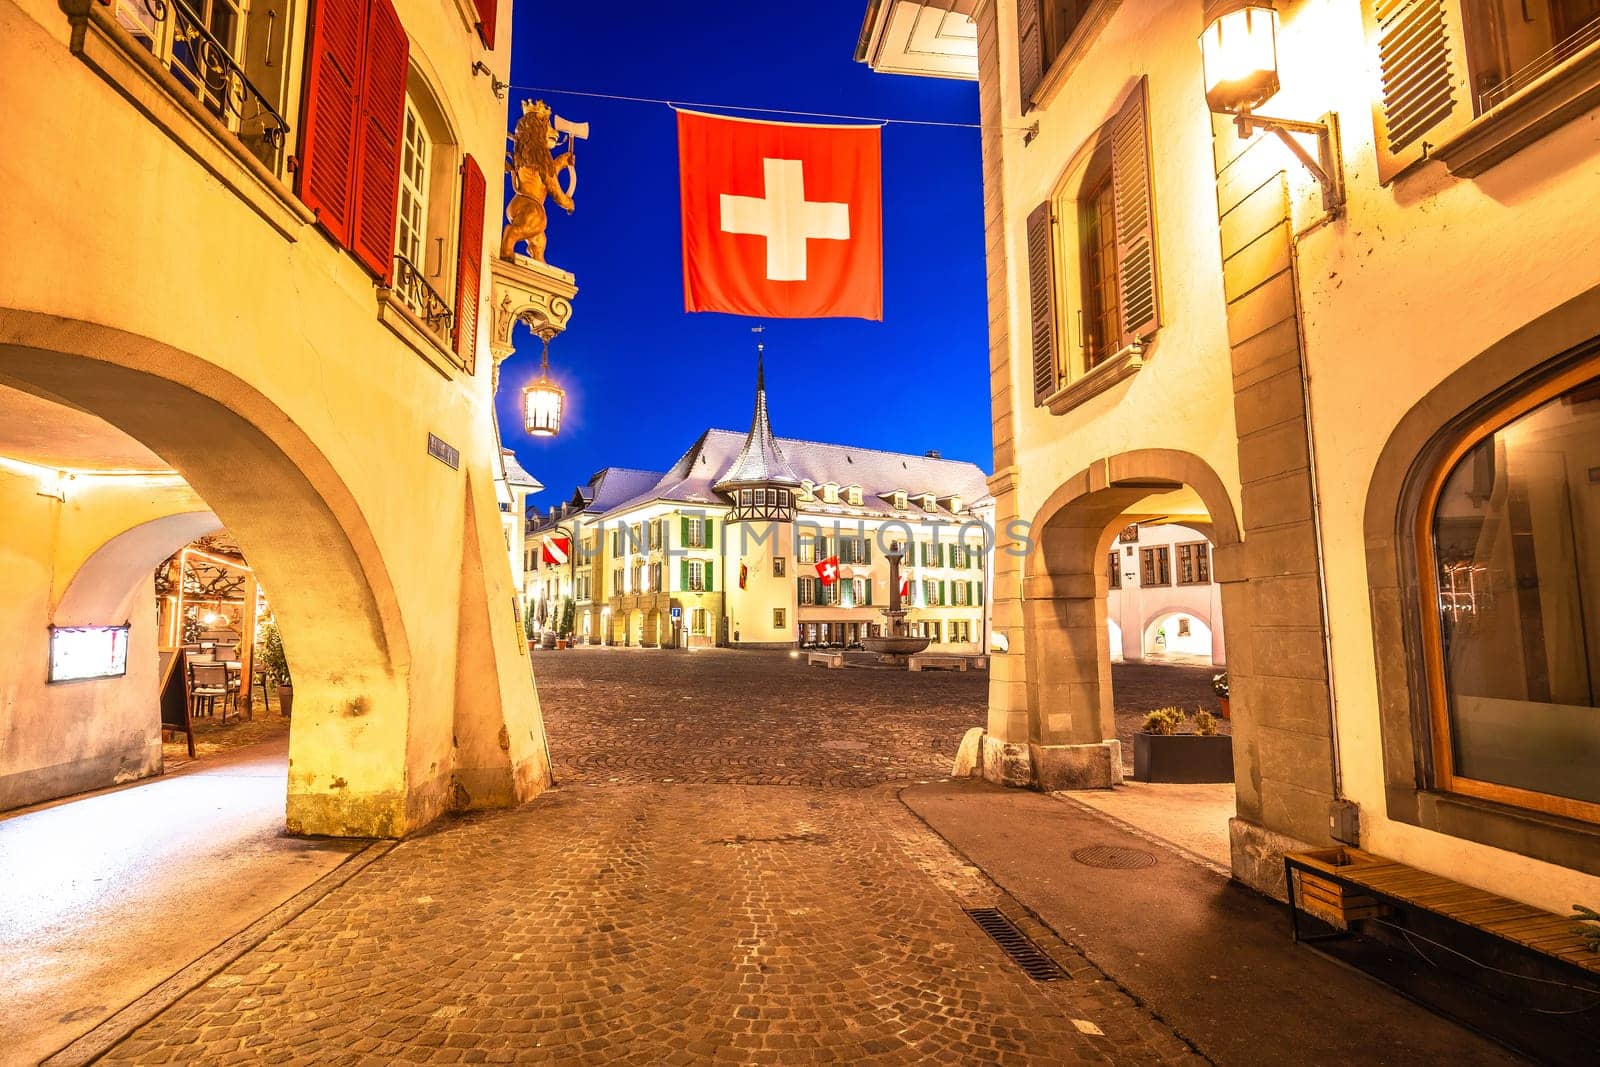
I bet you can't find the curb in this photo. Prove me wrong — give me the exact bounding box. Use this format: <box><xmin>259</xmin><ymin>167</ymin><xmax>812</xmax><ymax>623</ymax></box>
<box><xmin>41</xmin><ymin>839</ymin><xmax>394</xmax><ymax>1066</ymax></box>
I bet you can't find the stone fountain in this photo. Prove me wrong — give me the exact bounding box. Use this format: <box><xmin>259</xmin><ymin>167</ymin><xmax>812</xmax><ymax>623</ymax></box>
<box><xmin>861</xmin><ymin>541</ymin><xmax>930</xmax><ymax>664</ymax></box>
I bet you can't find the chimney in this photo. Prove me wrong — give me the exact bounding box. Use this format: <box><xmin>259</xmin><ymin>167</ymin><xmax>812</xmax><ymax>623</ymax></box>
<box><xmin>924</xmin><ymin>449</ymin><xmax>942</xmax><ymax>459</ymax></box>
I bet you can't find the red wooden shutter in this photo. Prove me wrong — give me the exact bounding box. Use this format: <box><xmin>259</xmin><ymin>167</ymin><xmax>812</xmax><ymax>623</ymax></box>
<box><xmin>295</xmin><ymin>0</ymin><xmax>366</xmax><ymax>242</ymax></box>
<box><xmin>1110</xmin><ymin>77</ymin><xmax>1159</xmax><ymax>346</ymax></box>
<box><xmin>454</xmin><ymin>154</ymin><xmax>487</xmax><ymax>373</ymax></box>
<box><xmin>474</xmin><ymin>0</ymin><xmax>497</xmax><ymax>49</ymax></box>
<box><xmin>1016</xmin><ymin>0</ymin><xmax>1045</xmax><ymax>110</ymax></box>
<box><xmin>349</xmin><ymin>0</ymin><xmax>409</xmax><ymax>282</ymax></box>
<box><xmin>1025</xmin><ymin>200</ymin><xmax>1057</xmax><ymax>404</ymax></box>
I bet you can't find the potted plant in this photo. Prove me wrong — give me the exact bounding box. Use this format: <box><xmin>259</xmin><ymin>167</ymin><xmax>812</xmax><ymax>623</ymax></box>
<box><xmin>557</xmin><ymin>597</ymin><xmax>576</xmax><ymax>649</ymax></box>
<box><xmin>1132</xmin><ymin>706</ymin><xmax>1233</xmax><ymax>783</ymax></box>
<box><xmin>524</xmin><ymin>598</ymin><xmax>538</xmax><ymax>652</ymax></box>
<box><xmin>257</xmin><ymin>620</ymin><xmax>292</xmax><ymax>717</ymax></box>
<box><xmin>1212</xmin><ymin>671</ymin><xmax>1231</xmax><ymax>719</ymax></box>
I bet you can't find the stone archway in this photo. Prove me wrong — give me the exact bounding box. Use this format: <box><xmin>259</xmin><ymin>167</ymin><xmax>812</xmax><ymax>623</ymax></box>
<box><xmin>1140</xmin><ymin>607</ymin><xmax>1214</xmax><ymax>660</ymax></box>
<box><xmin>0</xmin><ymin>311</ymin><xmax>549</xmax><ymax>836</ymax></box>
<box><xmin>987</xmin><ymin>449</ymin><xmax>1242</xmax><ymax>791</ymax></box>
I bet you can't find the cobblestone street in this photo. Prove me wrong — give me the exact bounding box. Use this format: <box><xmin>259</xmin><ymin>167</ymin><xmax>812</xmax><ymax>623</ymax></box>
<box><xmin>83</xmin><ymin>650</ymin><xmax>1216</xmax><ymax>1064</ymax></box>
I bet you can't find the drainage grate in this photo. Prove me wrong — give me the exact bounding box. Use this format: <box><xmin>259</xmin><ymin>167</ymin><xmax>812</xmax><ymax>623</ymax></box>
<box><xmin>1071</xmin><ymin>845</ymin><xmax>1157</xmax><ymax>870</ymax></box>
<box><xmin>963</xmin><ymin>908</ymin><xmax>1070</xmax><ymax>981</ymax></box>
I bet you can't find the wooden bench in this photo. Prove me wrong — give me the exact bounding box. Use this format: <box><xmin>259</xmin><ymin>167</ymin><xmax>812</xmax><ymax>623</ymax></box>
<box><xmin>806</xmin><ymin>651</ymin><xmax>845</xmax><ymax>669</ymax></box>
<box><xmin>908</xmin><ymin>653</ymin><xmax>968</xmax><ymax>672</ymax></box>
<box><xmin>1285</xmin><ymin>846</ymin><xmax>1600</xmax><ymax>978</ymax></box>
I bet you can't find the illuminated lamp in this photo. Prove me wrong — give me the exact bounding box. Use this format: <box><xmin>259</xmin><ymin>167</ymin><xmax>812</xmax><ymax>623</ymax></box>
<box><xmin>1198</xmin><ymin>2</ymin><xmax>1344</xmax><ymax>212</ymax></box>
<box><xmin>522</xmin><ymin>330</ymin><xmax>565</xmax><ymax>439</ymax></box>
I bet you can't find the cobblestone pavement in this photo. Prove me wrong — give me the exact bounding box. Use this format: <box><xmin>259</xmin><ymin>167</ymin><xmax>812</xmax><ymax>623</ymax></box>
<box><xmin>97</xmin><ymin>649</ymin><xmax>1216</xmax><ymax>1064</ymax></box>
<box><xmin>536</xmin><ymin>648</ymin><xmax>984</xmax><ymax>786</ymax></box>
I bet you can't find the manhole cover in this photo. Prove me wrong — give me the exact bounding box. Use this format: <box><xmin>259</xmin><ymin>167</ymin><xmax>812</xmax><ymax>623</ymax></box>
<box><xmin>1071</xmin><ymin>845</ymin><xmax>1157</xmax><ymax>870</ymax></box>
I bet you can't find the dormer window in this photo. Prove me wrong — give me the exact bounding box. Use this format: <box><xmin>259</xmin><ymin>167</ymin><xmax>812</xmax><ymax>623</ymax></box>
<box><xmin>799</xmin><ymin>480</ymin><xmax>814</xmax><ymax>500</ymax></box>
<box><xmin>823</xmin><ymin>482</ymin><xmax>839</xmax><ymax>503</ymax></box>
<box><xmin>892</xmin><ymin>491</ymin><xmax>907</xmax><ymax>511</ymax></box>
<box><xmin>946</xmin><ymin>496</ymin><xmax>962</xmax><ymax>515</ymax></box>
<box><xmin>846</xmin><ymin>486</ymin><xmax>862</xmax><ymax>506</ymax></box>
<box><xmin>922</xmin><ymin>494</ymin><xmax>938</xmax><ymax>513</ymax></box>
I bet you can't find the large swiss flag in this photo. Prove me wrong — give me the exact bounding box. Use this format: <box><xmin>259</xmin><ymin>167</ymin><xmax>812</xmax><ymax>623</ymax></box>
<box><xmin>678</xmin><ymin>109</ymin><xmax>882</xmax><ymax>321</ymax></box>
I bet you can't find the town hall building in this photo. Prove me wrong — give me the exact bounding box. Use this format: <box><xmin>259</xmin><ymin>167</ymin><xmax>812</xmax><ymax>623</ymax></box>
<box><xmin>528</xmin><ymin>360</ymin><xmax>995</xmax><ymax>652</ymax></box>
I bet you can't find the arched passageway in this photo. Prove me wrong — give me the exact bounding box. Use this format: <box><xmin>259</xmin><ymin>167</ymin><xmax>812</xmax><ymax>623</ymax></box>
<box><xmin>985</xmin><ymin>450</ymin><xmax>1242</xmax><ymax>791</ymax></box>
<box><xmin>0</xmin><ymin>312</ymin><xmax>549</xmax><ymax>834</ymax></box>
<box><xmin>1142</xmin><ymin>610</ymin><xmax>1213</xmax><ymax>661</ymax></box>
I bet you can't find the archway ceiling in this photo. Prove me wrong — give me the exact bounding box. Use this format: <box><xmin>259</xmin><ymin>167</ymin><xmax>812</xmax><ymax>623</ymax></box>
<box><xmin>1119</xmin><ymin>486</ymin><xmax>1212</xmax><ymax>524</ymax></box>
<box><xmin>0</xmin><ymin>382</ymin><xmax>170</xmax><ymax>471</ymax></box>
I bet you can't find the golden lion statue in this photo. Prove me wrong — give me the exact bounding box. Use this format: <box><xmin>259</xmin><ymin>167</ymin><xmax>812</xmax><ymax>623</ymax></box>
<box><xmin>500</xmin><ymin>100</ymin><xmax>576</xmax><ymax>264</ymax></box>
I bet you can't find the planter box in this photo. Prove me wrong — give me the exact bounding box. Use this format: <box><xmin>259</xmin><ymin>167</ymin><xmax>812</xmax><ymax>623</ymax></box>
<box><xmin>1132</xmin><ymin>733</ymin><xmax>1234</xmax><ymax>783</ymax></box>
<box><xmin>1288</xmin><ymin>846</ymin><xmax>1389</xmax><ymax>927</ymax></box>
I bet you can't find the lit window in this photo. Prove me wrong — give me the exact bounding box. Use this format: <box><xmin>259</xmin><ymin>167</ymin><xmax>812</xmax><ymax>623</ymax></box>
<box><xmin>773</xmin><ymin>608</ymin><xmax>786</xmax><ymax>628</ymax></box>
<box><xmin>1421</xmin><ymin>368</ymin><xmax>1600</xmax><ymax>822</ymax></box>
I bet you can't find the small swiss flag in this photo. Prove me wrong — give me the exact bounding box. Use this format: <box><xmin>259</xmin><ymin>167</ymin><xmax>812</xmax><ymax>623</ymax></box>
<box><xmin>815</xmin><ymin>556</ymin><xmax>841</xmax><ymax>586</ymax></box>
<box><xmin>541</xmin><ymin>536</ymin><xmax>570</xmax><ymax>566</ymax></box>
<box><xmin>678</xmin><ymin>109</ymin><xmax>882</xmax><ymax>321</ymax></box>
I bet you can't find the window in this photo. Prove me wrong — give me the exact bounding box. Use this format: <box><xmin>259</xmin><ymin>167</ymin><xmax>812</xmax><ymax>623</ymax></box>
<box><xmin>1420</xmin><ymin>367</ymin><xmax>1600</xmax><ymax>822</ymax></box>
<box><xmin>847</xmin><ymin>486</ymin><xmax>863</xmax><ymax>506</ymax></box>
<box><xmin>1370</xmin><ymin>0</ymin><xmax>1600</xmax><ymax>179</ymax></box>
<box><xmin>686</xmin><ymin>517</ymin><xmax>705</xmax><ymax>548</ymax></box>
<box><xmin>112</xmin><ymin>0</ymin><xmax>294</xmax><ymax>171</ymax></box>
<box><xmin>799</xmin><ymin>576</ymin><xmax>818</xmax><ymax>605</ymax></box>
<box><xmin>797</xmin><ymin>535</ymin><xmax>816</xmax><ymax>564</ymax></box>
<box><xmin>612</xmin><ymin>567</ymin><xmax>622</xmax><ymax>592</ymax></box>
<box><xmin>1469</xmin><ymin>1</ymin><xmax>1600</xmax><ymax>112</ymax></box>
<box><xmin>1140</xmin><ymin>546</ymin><xmax>1171</xmax><ymax>586</ymax></box>
<box><xmin>1108</xmin><ymin>551</ymin><xmax>1122</xmax><ymax>589</ymax></box>
<box><xmin>687</xmin><ymin>561</ymin><xmax>705</xmax><ymax>592</ymax></box>
<box><xmin>395</xmin><ymin>98</ymin><xmax>430</xmax><ymax>273</ymax></box>
<box><xmin>1029</xmin><ymin>79</ymin><xmax>1157</xmax><ymax>408</ymax></box>
<box><xmin>692</xmin><ymin>608</ymin><xmax>709</xmax><ymax>635</ymax></box>
<box><xmin>922</xmin><ymin>494</ymin><xmax>938</xmax><ymax>512</ymax></box>
<box><xmin>893</xmin><ymin>491</ymin><xmax>908</xmax><ymax>510</ymax></box>
<box><xmin>953</xmin><ymin>582</ymin><xmax>968</xmax><ymax>606</ymax></box>
<box><xmin>1015</xmin><ymin>1</ymin><xmax>1111</xmax><ymax>107</ymax></box>
<box><xmin>773</xmin><ymin>608</ymin><xmax>786</xmax><ymax>629</ymax></box>
<box><xmin>1177</xmin><ymin>542</ymin><xmax>1210</xmax><ymax>585</ymax></box>
<box><xmin>773</xmin><ymin>557</ymin><xmax>787</xmax><ymax>578</ymax></box>
<box><xmin>1079</xmin><ymin>167</ymin><xmax>1120</xmax><ymax>370</ymax></box>
<box><xmin>740</xmin><ymin>489</ymin><xmax>753</xmax><ymax>506</ymax></box>
<box><xmin>923</xmin><ymin>579</ymin><xmax>938</xmax><ymax>606</ymax></box>
<box><xmin>650</xmin><ymin>562</ymin><xmax>662</xmax><ymax>592</ymax></box>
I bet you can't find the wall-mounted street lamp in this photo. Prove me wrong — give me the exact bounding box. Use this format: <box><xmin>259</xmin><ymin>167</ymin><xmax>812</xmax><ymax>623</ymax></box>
<box><xmin>1200</xmin><ymin>2</ymin><xmax>1344</xmax><ymax>213</ymax></box>
<box><xmin>522</xmin><ymin>330</ymin><xmax>565</xmax><ymax>438</ymax></box>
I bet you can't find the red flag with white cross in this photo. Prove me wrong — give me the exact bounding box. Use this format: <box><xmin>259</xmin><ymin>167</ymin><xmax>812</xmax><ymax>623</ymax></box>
<box><xmin>677</xmin><ymin>109</ymin><xmax>882</xmax><ymax>321</ymax></box>
<box><xmin>815</xmin><ymin>556</ymin><xmax>842</xmax><ymax>586</ymax></box>
<box><xmin>541</xmin><ymin>536</ymin><xmax>570</xmax><ymax>566</ymax></box>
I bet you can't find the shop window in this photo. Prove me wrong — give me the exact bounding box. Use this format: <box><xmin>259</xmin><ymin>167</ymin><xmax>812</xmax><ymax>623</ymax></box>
<box><xmin>1420</xmin><ymin>364</ymin><xmax>1600</xmax><ymax>822</ymax></box>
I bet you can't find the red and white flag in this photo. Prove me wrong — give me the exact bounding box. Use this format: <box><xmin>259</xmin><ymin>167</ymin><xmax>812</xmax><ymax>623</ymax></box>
<box><xmin>815</xmin><ymin>556</ymin><xmax>842</xmax><ymax>586</ymax></box>
<box><xmin>677</xmin><ymin>109</ymin><xmax>882</xmax><ymax>321</ymax></box>
<box><xmin>899</xmin><ymin>571</ymin><xmax>912</xmax><ymax>599</ymax></box>
<box><xmin>541</xmin><ymin>536</ymin><xmax>570</xmax><ymax>566</ymax></box>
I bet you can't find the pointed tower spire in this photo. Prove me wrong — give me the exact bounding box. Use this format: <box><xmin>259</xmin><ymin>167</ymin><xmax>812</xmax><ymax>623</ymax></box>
<box><xmin>715</xmin><ymin>328</ymin><xmax>800</xmax><ymax>494</ymax></box>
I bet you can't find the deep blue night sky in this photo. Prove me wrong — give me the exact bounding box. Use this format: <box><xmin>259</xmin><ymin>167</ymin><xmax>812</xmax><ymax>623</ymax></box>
<box><xmin>498</xmin><ymin>1</ymin><xmax>990</xmax><ymax>510</ymax></box>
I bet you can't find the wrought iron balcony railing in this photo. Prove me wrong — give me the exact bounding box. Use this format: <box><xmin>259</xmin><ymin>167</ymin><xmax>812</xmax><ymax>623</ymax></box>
<box><xmin>393</xmin><ymin>255</ymin><xmax>455</xmax><ymax>341</ymax></box>
<box><xmin>117</xmin><ymin>0</ymin><xmax>290</xmax><ymax>172</ymax></box>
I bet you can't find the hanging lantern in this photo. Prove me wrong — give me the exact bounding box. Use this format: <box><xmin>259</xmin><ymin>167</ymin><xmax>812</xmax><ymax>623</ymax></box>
<box><xmin>522</xmin><ymin>332</ymin><xmax>565</xmax><ymax>438</ymax></box>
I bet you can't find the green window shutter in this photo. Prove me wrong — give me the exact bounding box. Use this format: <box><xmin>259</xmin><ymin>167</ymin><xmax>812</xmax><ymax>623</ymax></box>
<box><xmin>864</xmin><ymin>538</ymin><xmax>872</xmax><ymax>564</ymax></box>
<box><xmin>864</xmin><ymin>580</ymin><xmax>873</xmax><ymax>606</ymax></box>
<box><xmin>680</xmin><ymin>516</ymin><xmax>689</xmax><ymax>544</ymax></box>
<box><xmin>705</xmin><ymin>519</ymin><xmax>715</xmax><ymax>549</ymax></box>
<box><xmin>704</xmin><ymin>561</ymin><xmax>714</xmax><ymax>591</ymax></box>
<box><xmin>680</xmin><ymin>560</ymin><xmax>689</xmax><ymax>591</ymax></box>
<box><xmin>939</xmin><ymin>581</ymin><xmax>947</xmax><ymax>605</ymax></box>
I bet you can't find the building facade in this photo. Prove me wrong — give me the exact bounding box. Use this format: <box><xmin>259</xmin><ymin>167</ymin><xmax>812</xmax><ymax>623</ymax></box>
<box><xmin>1106</xmin><ymin>522</ymin><xmax>1226</xmax><ymax>664</ymax></box>
<box><xmin>1</xmin><ymin>0</ymin><xmax>553</xmax><ymax>833</ymax></box>
<box><xmin>528</xmin><ymin>365</ymin><xmax>994</xmax><ymax>652</ymax></box>
<box><xmin>862</xmin><ymin>0</ymin><xmax>1600</xmax><ymax>912</ymax></box>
